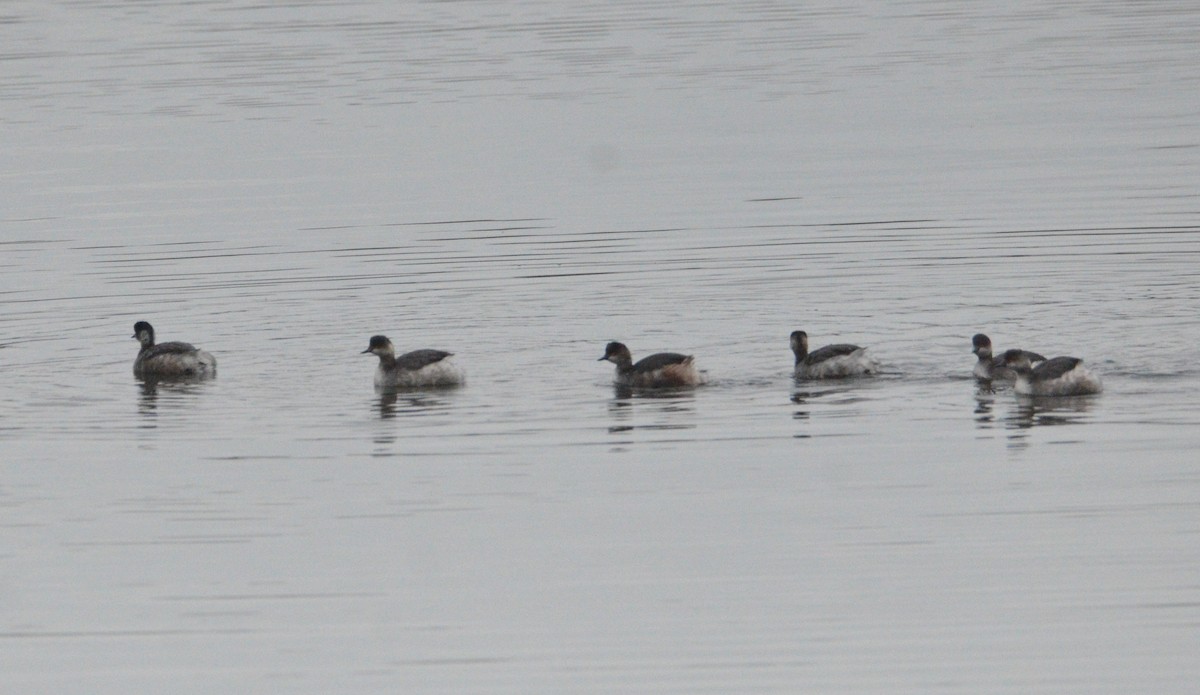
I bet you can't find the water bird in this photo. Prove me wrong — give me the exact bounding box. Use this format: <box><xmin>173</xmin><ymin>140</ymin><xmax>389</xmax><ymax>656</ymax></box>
<box><xmin>132</xmin><ymin>320</ymin><xmax>217</xmax><ymax>379</ymax></box>
<box><xmin>972</xmin><ymin>333</ymin><xmax>1045</xmax><ymax>381</ymax></box>
<box><xmin>598</xmin><ymin>341</ymin><xmax>702</xmax><ymax>388</ymax></box>
<box><xmin>362</xmin><ymin>335</ymin><xmax>464</xmax><ymax>389</ymax></box>
<box><xmin>790</xmin><ymin>330</ymin><xmax>879</xmax><ymax>378</ymax></box>
<box><xmin>1002</xmin><ymin>349</ymin><xmax>1102</xmax><ymax>396</ymax></box>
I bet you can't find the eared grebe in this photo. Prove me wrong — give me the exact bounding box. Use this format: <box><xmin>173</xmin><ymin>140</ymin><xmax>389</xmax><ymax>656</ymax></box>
<box><xmin>132</xmin><ymin>320</ymin><xmax>216</xmax><ymax>379</ymax></box>
<box><xmin>972</xmin><ymin>333</ymin><xmax>1045</xmax><ymax>381</ymax></box>
<box><xmin>598</xmin><ymin>341</ymin><xmax>702</xmax><ymax>388</ymax></box>
<box><xmin>362</xmin><ymin>335</ymin><xmax>464</xmax><ymax>389</ymax></box>
<box><xmin>1002</xmin><ymin>349</ymin><xmax>1102</xmax><ymax>396</ymax></box>
<box><xmin>790</xmin><ymin>330</ymin><xmax>879</xmax><ymax>379</ymax></box>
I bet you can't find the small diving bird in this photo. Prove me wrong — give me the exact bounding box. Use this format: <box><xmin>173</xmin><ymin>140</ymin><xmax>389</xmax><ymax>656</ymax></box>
<box><xmin>598</xmin><ymin>341</ymin><xmax>702</xmax><ymax>388</ymax></box>
<box><xmin>132</xmin><ymin>320</ymin><xmax>216</xmax><ymax>379</ymax></box>
<box><xmin>1002</xmin><ymin>348</ymin><xmax>1102</xmax><ymax>396</ymax></box>
<box><xmin>790</xmin><ymin>330</ymin><xmax>879</xmax><ymax>379</ymax></box>
<box><xmin>362</xmin><ymin>335</ymin><xmax>464</xmax><ymax>389</ymax></box>
<box><xmin>972</xmin><ymin>333</ymin><xmax>1045</xmax><ymax>381</ymax></box>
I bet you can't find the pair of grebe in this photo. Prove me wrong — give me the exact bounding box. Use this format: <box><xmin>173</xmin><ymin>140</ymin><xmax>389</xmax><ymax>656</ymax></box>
<box><xmin>131</xmin><ymin>321</ymin><xmax>1102</xmax><ymax>396</ymax></box>
<box><xmin>972</xmin><ymin>333</ymin><xmax>1103</xmax><ymax>396</ymax></box>
<box><xmin>598</xmin><ymin>330</ymin><xmax>883</xmax><ymax>387</ymax></box>
<box><xmin>131</xmin><ymin>322</ymin><xmax>464</xmax><ymax>388</ymax></box>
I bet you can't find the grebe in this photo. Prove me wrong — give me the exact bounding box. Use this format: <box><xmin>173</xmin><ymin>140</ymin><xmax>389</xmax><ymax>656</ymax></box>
<box><xmin>1002</xmin><ymin>349</ymin><xmax>1102</xmax><ymax>396</ymax></box>
<box><xmin>972</xmin><ymin>333</ymin><xmax>1045</xmax><ymax>381</ymax></box>
<box><xmin>362</xmin><ymin>335</ymin><xmax>464</xmax><ymax>389</ymax></box>
<box><xmin>790</xmin><ymin>330</ymin><xmax>878</xmax><ymax>379</ymax></box>
<box><xmin>598</xmin><ymin>341</ymin><xmax>702</xmax><ymax>388</ymax></box>
<box><xmin>132</xmin><ymin>321</ymin><xmax>216</xmax><ymax>379</ymax></box>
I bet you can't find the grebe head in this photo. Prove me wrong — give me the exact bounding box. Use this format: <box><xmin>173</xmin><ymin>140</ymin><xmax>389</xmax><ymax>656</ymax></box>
<box><xmin>599</xmin><ymin>341</ymin><xmax>631</xmax><ymax>364</ymax></box>
<box><xmin>363</xmin><ymin>335</ymin><xmax>395</xmax><ymax>357</ymax></box>
<box><xmin>790</xmin><ymin>330</ymin><xmax>809</xmax><ymax>357</ymax></box>
<box><xmin>133</xmin><ymin>321</ymin><xmax>155</xmax><ymax>348</ymax></box>
<box><xmin>1001</xmin><ymin>348</ymin><xmax>1033</xmax><ymax>374</ymax></box>
<box><xmin>972</xmin><ymin>333</ymin><xmax>993</xmax><ymax>357</ymax></box>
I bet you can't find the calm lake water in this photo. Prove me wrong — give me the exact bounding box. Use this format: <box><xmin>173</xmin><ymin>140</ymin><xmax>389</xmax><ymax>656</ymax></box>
<box><xmin>3</xmin><ymin>1</ymin><xmax>1200</xmax><ymax>693</ymax></box>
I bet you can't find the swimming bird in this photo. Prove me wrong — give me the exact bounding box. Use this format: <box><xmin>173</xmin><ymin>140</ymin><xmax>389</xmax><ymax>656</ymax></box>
<box><xmin>362</xmin><ymin>335</ymin><xmax>464</xmax><ymax>389</ymax></box>
<box><xmin>1002</xmin><ymin>348</ymin><xmax>1102</xmax><ymax>396</ymax></box>
<box><xmin>598</xmin><ymin>341</ymin><xmax>702</xmax><ymax>388</ymax></box>
<box><xmin>790</xmin><ymin>330</ymin><xmax>879</xmax><ymax>379</ymax></box>
<box><xmin>972</xmin><ymin>333</ymin><xmax>1045</xmax><ymax>381</ymax></box>
<box><xmin>132</xmin><ymin>320</ymin><xmax>217</xmax><ymax>379</ymax></box>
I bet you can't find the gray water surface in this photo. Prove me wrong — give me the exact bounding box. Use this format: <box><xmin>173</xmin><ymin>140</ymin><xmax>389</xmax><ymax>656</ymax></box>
<box><xmin>3</xmin><ymin>1</ymin><xmax>1200</xmax><ymax>693</ymax></box>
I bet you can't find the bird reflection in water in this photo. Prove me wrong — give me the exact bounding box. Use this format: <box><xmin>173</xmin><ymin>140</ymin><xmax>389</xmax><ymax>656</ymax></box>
<box><xmin>606</xmin><ymin>385</ymin><xmax>696</xmax><ymax>435</ymax></box>
<box><xmin>136</xmin><ymin>376</ymin><xmax>213</xmax><ymax>422</ymax></box>
<box><xmin>374</xmin><ymin>391</ymin><xmax>453</xmax><ymax>420</ymax></box>
<box><xmin>1006</xmin><ymin>395</ymin><xmax>1098</xmax><ymax>431</ymax></box>
<box><xmin>974</xmin><ymin>383</ymin><xmax>1097</xmax><ymax>447</ymax></box>
<box><xmin>973</xmin><ymin>385</ymin><xmax>998</xmax><ymax>427</ymax></box>
<box><xmin>791</xmin><ymin>386</ymin><xmax>844</xmax><ymax>422</ymax></box>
